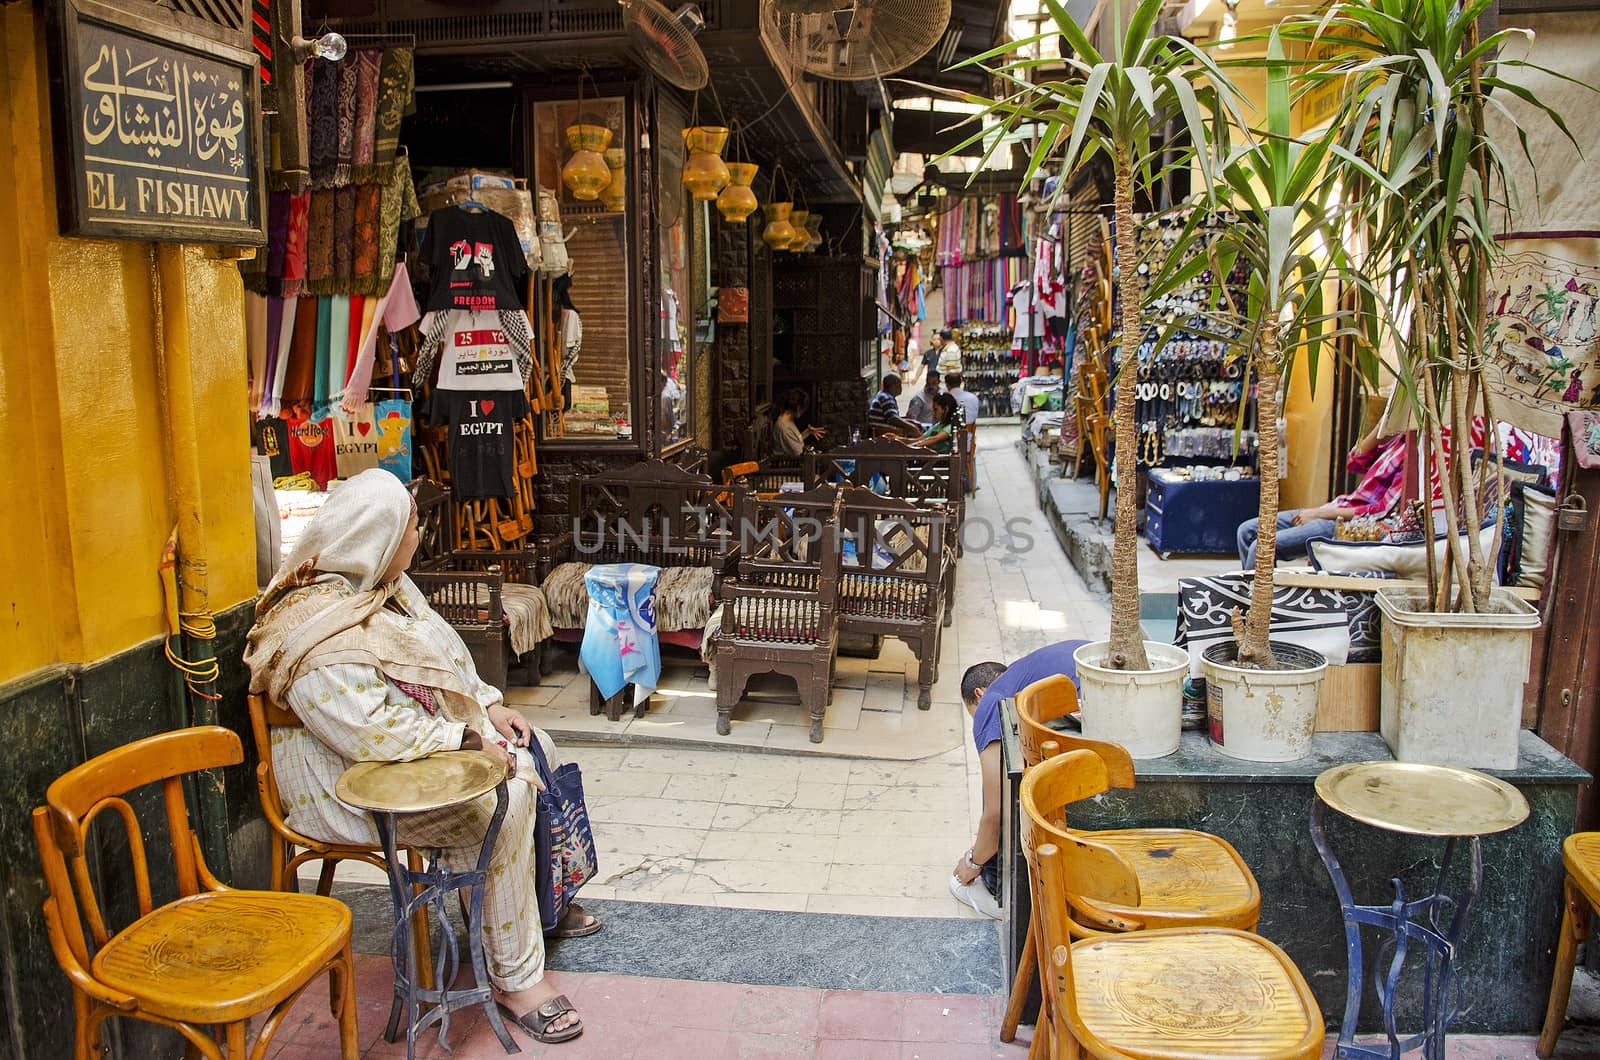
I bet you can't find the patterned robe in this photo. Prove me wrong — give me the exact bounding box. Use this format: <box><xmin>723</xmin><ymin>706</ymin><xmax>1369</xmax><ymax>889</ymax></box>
<box><xmin>274</xmin><ymin>578</ymin><xmax>553</xmax><ymax>992</ymax></box>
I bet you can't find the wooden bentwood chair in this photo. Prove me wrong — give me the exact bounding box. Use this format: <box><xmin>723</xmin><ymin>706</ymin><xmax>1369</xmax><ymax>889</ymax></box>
<box><xmin>1022</xmin><ymin>748</ymin><xmax>1323</xmax><ymax>1059</ymax></box>
<box><xmin>32</xmin><ymin>726</ymin><xmax>359</xmax><ymax>1059</ymax></box>
<box><xmin>1001</xmin><ymin>675</ymin><xmax>1263</xmax><ymax>1051</ymax></box>
<box><xmin>1539</xmin><ymin>833</ymin><xmax>1600</xmax><ymax>1056</ymax></box>
<box><xmin>248</xmin><ymin>694</ymin><xmax>433</xmax><ymax>989</ymax></box>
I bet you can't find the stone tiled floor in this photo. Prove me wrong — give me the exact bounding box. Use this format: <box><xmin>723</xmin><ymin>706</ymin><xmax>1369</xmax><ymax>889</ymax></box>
<box><xmin>258</xmin><ymin>953</ymin><xmax>1564</xmax><ymax>1058</ymax></box>
<box><xmin>263</xmin><ymin>955</ymin><xmax>1031</xmax><ymax>1058</ymax></box>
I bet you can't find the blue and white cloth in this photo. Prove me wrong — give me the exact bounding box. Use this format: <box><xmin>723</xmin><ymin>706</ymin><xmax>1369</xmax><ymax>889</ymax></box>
<box><xmin>580</xmin><ymin>563</ymin><xmax>662</xmax><ymax>699</ymax></box>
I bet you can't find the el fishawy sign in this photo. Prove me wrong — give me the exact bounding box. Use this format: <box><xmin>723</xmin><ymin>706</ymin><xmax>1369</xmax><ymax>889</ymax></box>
<box><xmin>50</xmin><ymin>0</ymin><xmax>265</xmax><ymax>244</ymax></box>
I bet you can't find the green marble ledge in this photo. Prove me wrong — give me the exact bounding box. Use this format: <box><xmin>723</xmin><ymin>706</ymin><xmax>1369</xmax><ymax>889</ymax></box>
<box><xmin>999</xmin><ymin>721</ymin><xmax>1588</xmax><ymax>1034</ymax></box>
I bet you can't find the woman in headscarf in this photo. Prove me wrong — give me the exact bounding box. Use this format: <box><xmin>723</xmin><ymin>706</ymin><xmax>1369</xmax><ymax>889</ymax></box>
<box><xmin>244</xmin><ymin>469</ymin><xmax>593</xmax><ymax>1044</ymax></box>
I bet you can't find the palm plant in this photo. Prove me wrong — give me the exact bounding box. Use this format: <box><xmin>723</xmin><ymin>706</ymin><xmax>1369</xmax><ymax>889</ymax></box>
<box><xmin>943</xmin><ymin>0</ymin><xmax>1244</xmax><ymax>670</ymax></box>
<box><xmin>1174</xmin><ymin>29</ymin><xmax>1375</xmax><ymax>667</ymax></box>
<box><xmin>1286</xmin><ymin>0</ymin><xmax>1577</xmax><ymax>612</ymax></box>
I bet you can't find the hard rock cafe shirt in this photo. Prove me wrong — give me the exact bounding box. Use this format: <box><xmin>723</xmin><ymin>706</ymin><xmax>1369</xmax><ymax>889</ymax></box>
<box><xmin>426</xmin><ymin>389</ymin><xmax>528</xmax><ymax>500</ymax></box>
<box><xmin>420</xmin><ymin>205</ymin><xmax>530</xmax><ymax>313</ymax></box>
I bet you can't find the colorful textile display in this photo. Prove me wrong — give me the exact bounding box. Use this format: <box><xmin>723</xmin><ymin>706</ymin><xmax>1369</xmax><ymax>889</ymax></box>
<box><xmin>1484</xmin><ymin>235</ymin><xmax>1600</xmax><ymax>437</ymax></box>
<box><xmin>579</xmin><ymin>563</ymin><xmax>662</xmax><ymax>700</ymax></box>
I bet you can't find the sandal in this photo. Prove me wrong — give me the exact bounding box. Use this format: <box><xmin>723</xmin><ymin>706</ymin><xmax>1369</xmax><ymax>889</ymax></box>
<box><xmin>545</xmin><ymin>904</ymin><xmax>603</xmax><ymax>939</ymax></box>
<box><xmin>500</xmin><ymin>995</ymin><xmax>583</xmax><ymax>1044</ymax></box>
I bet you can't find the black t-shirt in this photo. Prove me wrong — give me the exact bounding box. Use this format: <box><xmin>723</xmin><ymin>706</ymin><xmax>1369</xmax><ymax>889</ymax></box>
<box><xmin>253</xmin><ymin>415</ymin><xmax>294</xmax><ymax>479</ymax></box>
<box><xmin>420</xmin><ymin>205</ymin><xmax>530</xmax><ymax>313</ymax></box>
<box><xmin>427</xmin><ymin>389</ymin><xmax>528</xmax><ymax>500</ymax></box>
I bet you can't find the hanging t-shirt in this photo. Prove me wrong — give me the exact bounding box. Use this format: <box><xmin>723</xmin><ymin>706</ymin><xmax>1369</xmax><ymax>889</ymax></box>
<box><xmin>333</xmin><ymin>404</ymin><xmax>382</xmax><ymax>478</ymax></box>
<box><xmin>285</xmin><ymin>411</ymin><xmax>338</xmax><ymax>489</ymax></box>
<box><xmin>428</xmin><ymin>389</ymin><xmax>528</xmax><ymax>500</ymax></box>
<box><xmin>253</xmin><ymin>415</ymin><xmax>294</xmax><ymax>479</ymax></box>
<box><xmin>420</xmin><ymin>205</ymin><xmax>530</xmax><ymax>312</ymax></box>
<box><xmin>433</xmin><ymin>309</ymin><xmax>528</xmax><ymax>391</ymax></box>
<box><xmin>1012</xmin><ymin>283</ymin><xmax>1046</xmax><ymax>348</ymax></box>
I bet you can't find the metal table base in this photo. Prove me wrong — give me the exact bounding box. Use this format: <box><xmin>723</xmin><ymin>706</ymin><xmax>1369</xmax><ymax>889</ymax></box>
<box><xmin>374</xmin><ymin>779</ymin><xmax>519</xmax><ymax>1058</ymax></box>
<box><xmin>1311</xmin><ymin>798</ymin><xmax>1482</xmax><ymax>1060</ymax></box>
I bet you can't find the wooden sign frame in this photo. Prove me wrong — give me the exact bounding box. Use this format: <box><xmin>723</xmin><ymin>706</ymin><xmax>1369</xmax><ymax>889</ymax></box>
<box><xmin>46</xmin><ymin>0</ymin><xmax>267</xmax><ymax>245</ymax></box>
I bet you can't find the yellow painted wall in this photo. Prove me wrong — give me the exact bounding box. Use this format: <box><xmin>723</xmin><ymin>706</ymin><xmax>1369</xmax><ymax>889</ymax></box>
<box><xmin>0</xmin><ymin>6</ymin><xmax>255</xmax><ymax>685</ymax></box>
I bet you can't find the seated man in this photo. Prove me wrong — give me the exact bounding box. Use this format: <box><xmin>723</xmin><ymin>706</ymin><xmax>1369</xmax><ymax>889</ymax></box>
<box><xmin>1237</xmin><ymin>425</ymin><xmax>1404</xmax><ymax>568</ymax></box>
<box><xmin>906</xmin><ymin>374</ymin><xmax>941</xmax><ymax>425</ymax></box>
<box><xmin>945</xmin><ymin>372</ymin><xmax>981</xmax><ymax>428</ymax></box>
<box><xmin>953</xmin><ymin>640</ymin><xmax>1089</xmax><ymax>918</ymax></box>
<box><xmin>867</xmin><ymin>373</ymin><xmax>921</xmax><ymax>437</ymax></box>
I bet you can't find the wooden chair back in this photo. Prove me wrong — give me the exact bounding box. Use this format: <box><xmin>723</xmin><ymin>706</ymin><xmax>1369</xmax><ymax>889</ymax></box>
<box><xmin>963</xmin><ymin>424</ymin><xmax>977</xmax><ymax>491</ymax></box>
<box><xmin>565</xmin><ymin>458</ymin><xmax>741</xmax><ymax>569</ymax></box>
<box><xmin>720</xmin><ymin>489</ymin><xmax>843</xmax><ymax>647</ymax></box>
<box><xmin>408</xmin><ymin>479</ymin><xmax>455</xmax><ymax>571</ymax></box>
<box><xmin>722</xmin><ymin>461</ymin><xmax>762</xmax><ymax>487</ymax></box>
<box><xmin>1014</xmin><ymin>675</ymin><xmax>1136</xmax><ymax>787</ymax></box>
<box><xmin>33</xmin><ymin>726</ymin><xmax>242</xmax><ymax>980</ymax></box>
<box><xmin>1019</xmin><ymin>749</ymin><xmax>1143</xmax><ymax>1045</ymax></box>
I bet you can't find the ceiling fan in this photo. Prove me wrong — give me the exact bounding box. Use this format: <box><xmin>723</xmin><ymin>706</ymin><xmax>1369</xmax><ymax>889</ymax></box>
<box><xmin>763</xmin><ymin>0</ymin><xmax>951</xmax><ymax>82</ymax></box>
<box><xmin>621</xmin><ymin>0</ymin><xmax>710</xmax><ymax>90</ymax></box>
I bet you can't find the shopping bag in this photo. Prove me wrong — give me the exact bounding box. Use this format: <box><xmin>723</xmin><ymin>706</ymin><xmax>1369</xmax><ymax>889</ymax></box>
<box><xmin>374</xmin><ymin>397</ymin><xmax>413</xmax><ymax>480</ymax></box>
<box><xmin>527</xmin><ymin>738</ymin><xmax>597</xmax><ymax>931</ymax></box>
<box><xmin>333</xmin><ymin>403</ymin><xmax>382</xmax><ymax>478</ymax></box>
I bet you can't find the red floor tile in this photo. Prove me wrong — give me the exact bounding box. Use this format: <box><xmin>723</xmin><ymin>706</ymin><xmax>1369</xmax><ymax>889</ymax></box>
<box><xmin>815</xmin><ymin>1040</ymin><xmax>902</xmax><ymax>1060</ymax></box>
<box><xmin>899</xmin><ymin>993</ymin><xmax>998</xmax><ymax>1044</ymax></box>
<box><xmin>818</xmin><ymin>989</ymin><xmax>906</xmax><ymax>1041</ymax></box>
<box><xmin>729</xmin><ymin>1031</ymin><xmax>818</xmax><ymax>1059</ymax></box>
<box><xmin>731</xmin><ymin>985</ymin><xmax>823</xmax><ymax>1039</ymax></box>
<box><xmin>644</xmin><ymin>978</ymin><xmax>759</xmax><ymax>1031</ymax></box>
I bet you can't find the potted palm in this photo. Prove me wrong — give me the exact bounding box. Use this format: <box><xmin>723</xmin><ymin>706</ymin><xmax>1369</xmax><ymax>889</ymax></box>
<box><xmin>1182</xmin><ymin>30</ymin><xmax>1370</xmax><ymax>761</ymax></box>
<box><xmin>944</xmin><ymin>0</ymin><xmax>1244</xmax><ymax>756</ymax></box>
<box><xmin>1294</xmin><ymin>0</ymin><xmax>1574</xmax><ymax>768</ymax></box>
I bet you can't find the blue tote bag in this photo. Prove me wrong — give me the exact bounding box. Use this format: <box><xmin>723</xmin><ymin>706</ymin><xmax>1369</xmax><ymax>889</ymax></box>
<box><xmin>527</xmin><ymin>738</ymin><xmax>598</xmax><ymax>931</ymax></box>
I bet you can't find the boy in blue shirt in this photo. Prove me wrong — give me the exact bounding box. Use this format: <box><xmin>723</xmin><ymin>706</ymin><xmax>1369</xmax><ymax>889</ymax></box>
<box><xmin>951</xmin><ymin>640</ymin><xmax>1088</xmax><ymax>918</ymax></box>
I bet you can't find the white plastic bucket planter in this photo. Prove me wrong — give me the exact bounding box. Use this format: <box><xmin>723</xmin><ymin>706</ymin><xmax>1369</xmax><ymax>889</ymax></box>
<box><xmin>1201</xmin><ymin>642</ymin><xmax>1327</xmax><ymax>763</ymax></box>
<box><xmin>1074</xmin><ymin>640</ymin><xmax>1188</xmax><ymax>759</ymax></box>
<box><xmin>1376</xmin><ymin>587</ymin><xmax>1538</xmax><ymax>770</ymax></box>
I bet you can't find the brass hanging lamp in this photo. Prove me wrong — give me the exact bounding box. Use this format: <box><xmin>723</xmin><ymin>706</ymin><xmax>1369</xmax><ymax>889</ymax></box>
<box><xmin>681</xmin><ymin>87</ymin><xmax>730</xmax><ymax>201</ymax></box>
<box><xmin>562</xmin><ymin>67</ymin><xmax>611</xmax><ymax>201</ymax></box>
<box><xmin>716</xmin><ymin>121</ymin><xmax>759</xmax><ymax>223</ymax></box>
<box><xmin>785</xmin><ymin>209</ymin><xmax>811</xmax><ymax>252</ymax></box>
<box><xmin>761</xmin><ymin>161</ymin><xmax>796</xmax><ymax>251</ymax></box>
<box><xmin>601</xmin><ymin>147</ymin><xmax>627</xmax><ymax>212</ymax></box>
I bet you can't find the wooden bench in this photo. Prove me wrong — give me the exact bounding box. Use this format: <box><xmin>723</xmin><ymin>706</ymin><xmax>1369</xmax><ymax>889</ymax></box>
<box><xmin>806</xmin><ymin>437</ymin><xmax>965</xmax><ymax>556</ymax></box>
<box><xmin>791</xmin><ymin>484</ymin><xmax>952</xmax><ymax>710</ymax></box>
<box><xmin>712</xmin><ymin>488</ymin><xmax>843</xmax><ymax>742</ymax></box>
<box><xmin>407</xmin><ymin>480</ymin><xmax>549</xmax><ymax>690</ymax></box>
<box><xmin>537</xmin><ymin>459</ymin><xmax>742</xmax><ymax>683</ymax></box>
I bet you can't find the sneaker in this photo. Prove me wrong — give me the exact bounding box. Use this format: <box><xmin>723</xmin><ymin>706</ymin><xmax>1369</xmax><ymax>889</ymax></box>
<box><xmin>948</xmin><ymin>874</ymin><xmax>1003</xmax><ymax>919</ymax></box>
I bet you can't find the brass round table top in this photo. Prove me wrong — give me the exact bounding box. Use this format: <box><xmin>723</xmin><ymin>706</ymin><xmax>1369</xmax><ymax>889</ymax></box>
<box><xmin>1315</xmin><ymin>761</ymin><xmax>1529</xmax><ymax>838</ymax></box>
<box><xmin>336</xmin><ymin>751</ymin><xmax>507</xmax><ymax>815</ymax></box>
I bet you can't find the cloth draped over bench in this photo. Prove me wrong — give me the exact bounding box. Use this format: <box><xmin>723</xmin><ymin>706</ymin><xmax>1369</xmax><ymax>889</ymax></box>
<box><xmin>543</xmin><ymin>561</ymin><xmax>716</xmax><ymax>634</ymax></box>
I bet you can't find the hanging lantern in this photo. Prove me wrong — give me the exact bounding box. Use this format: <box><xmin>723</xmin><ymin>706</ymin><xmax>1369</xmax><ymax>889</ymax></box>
<box><xmin>562</xmin><ymin>124</ymin><xmax>613</xmax><ymax>201</ymax></box>
<box><xmin>762</xmin><ymin>202</ymin><xmax>796</xmax><ymax>251</ymax></box>
<box><xmin>717</xmin><ymin>162</ymin><xmax>759</xmax><ymax>223</ymax></box>
<box><xmin>682</xmin><ymin>126</ymin><xmax>731</xmax><ymax>201</ymax></box>
<box><xmin>601</xmin><ymin>148</ymin><xmax>626</xmax><ymax>212</ymax></box>
<box><xmin>802</xmin><ymin>213</ymin><xmax>823</xmax><ymax>252</ymax></box>
<box><xmin>785</xmin><ymin>209</ymin><xmax>811</xmax><ymax>252</ymax></box>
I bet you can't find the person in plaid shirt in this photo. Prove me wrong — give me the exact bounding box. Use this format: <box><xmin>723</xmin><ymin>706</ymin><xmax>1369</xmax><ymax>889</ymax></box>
<box><xmin>1237</xmin><ymin>425</ymin><xmax>1405</xmax><ymax>567</ymax></box>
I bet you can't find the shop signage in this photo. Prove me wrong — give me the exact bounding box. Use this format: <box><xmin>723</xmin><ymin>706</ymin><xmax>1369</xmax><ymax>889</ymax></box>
<box><xmin>49</xmin><ymin>0</ymin><xmax>266</xmax><ymax>244</ymax></box>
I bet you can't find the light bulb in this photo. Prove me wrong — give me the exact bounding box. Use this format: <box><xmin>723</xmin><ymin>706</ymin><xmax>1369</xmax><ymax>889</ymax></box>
<box><xmin>314</xmin><ymin>32</ymin><xmax>347</xmax><ymax>61</ymax></box>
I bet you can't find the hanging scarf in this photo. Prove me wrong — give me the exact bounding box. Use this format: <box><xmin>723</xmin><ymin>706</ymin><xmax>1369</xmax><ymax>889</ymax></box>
<box><xmin>307</xmin><ymin>190</ymin><xmax>335</xmax><ymax>289</ymax></box>
<box><xmin>333</xmin><ymin>186</ymin><xmax>357</xmax><ymax>289</ymax></box>
<box><xmin>245</xmin><ymin>470</ymin><xmax>482</xmax><ymax>716</ymax></box>
<box><xmin>307</xmin><ymin>57</ymin><xmax>338</xmax><ymax>188</ymax></box>
<box><xmin>350</xmin><ymin>50</ymin><xmax>383</xmax><ymax>184</ymax></box>
<box><xmin>282</xmin><ymin>191</ymin><xmax>311</xmax><ymax>297</ymax></box>
<box><xmin>372</xmin><ymin>49</ymin><xmax>414</xmax><ymax>180</ymax></box>
<box><xmin>377</xmin><ymin>153</ymin><xmax>419</xmax><ymax>288</ymax></box>
<box><xmin>282</xmin><ymin>296</ymin><xmax>320</xmax><ymax>406</ymax></box>
<box><xmin>353</xmin><ymin>183</ymin><xmax>382</xmax><ymax>293</ymax></box>
<box><xmin>333</xmin><ymin>56</ymin><xmax>358</xmax><ymax>188</ymax></box>
<box><xmin>313</xmin><ymin>296</ymin><xmax>333</xmax><ymax>419</ymax></box>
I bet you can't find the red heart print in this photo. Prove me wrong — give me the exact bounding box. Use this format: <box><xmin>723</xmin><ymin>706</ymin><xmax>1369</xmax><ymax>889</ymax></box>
<box><xmin>480</xmin><ymin>399</ymin><xmax>495</xmax><ymax>415</ymax></box>
<box><xmin>356</xmin><ymin>422</ymin><xmax>372</xmax><ymax>436</ymax></box>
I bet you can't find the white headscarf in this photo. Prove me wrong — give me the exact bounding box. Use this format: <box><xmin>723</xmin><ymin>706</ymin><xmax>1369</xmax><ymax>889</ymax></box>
<box><xmin>264</xmin><ymin>468</ymin><xmax>411</xmax><ymax>598</ymax></box>
<box><xmin>245</xmin><ymin>470</ymin><xmax>479</xmax><ymax>716</ymax></box>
